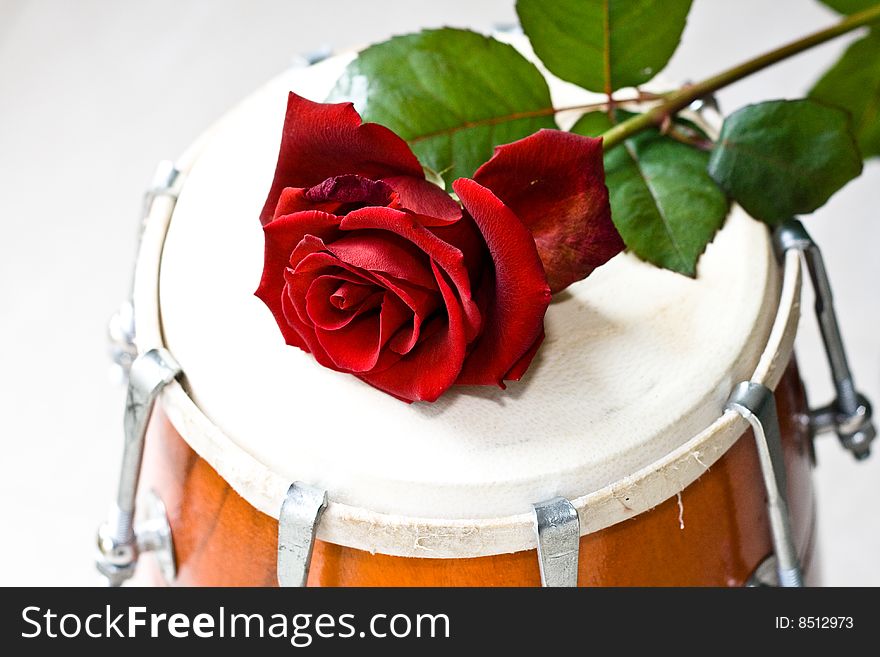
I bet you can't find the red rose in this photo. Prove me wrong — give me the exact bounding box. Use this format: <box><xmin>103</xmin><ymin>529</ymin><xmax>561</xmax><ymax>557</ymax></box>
<box><xmin>256</xmin><ymin>93</ymin><xmax>621</xmax><ymax>402</ymax></box>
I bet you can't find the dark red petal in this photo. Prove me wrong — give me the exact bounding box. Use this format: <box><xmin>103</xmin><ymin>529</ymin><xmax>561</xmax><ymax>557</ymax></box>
<box><xmin>254</xmin><ymin>211</ymin><xmax>341</xmax><ymax>350</ymax></box>
<box><xmin>305</xmin><ymin>275</ymin><xmax>382</xmax><ymax>330</ymax></box>
<box><xmin>503</xmin><ymin>330</ymin><xmax>545</xmax><ymax>381</ymax></box>
<box><xmin>305</xmin><ymin>175</ymin><xmax>396</xmax><ymax>206</ymax></box>
<box><xmin>315</xmin><ymin>294</ymin><xmax>410</xmax><ymax>373</ymax></box>
<box><xmin>371</xmin><ymin>271</ymin><xmax>441</xmax><ymax>355</ymax></box>
<box><xmin>280</xmin><ymin>287</ymin><xmax>334</xmax><ymax>369</ymax></box>
<box><xmin>339</xmin><ymin>207</ymin><xmax>482</xmax><ymax>341</ymax></box>
<box><xmin>288</xmin><ymin>260</ymin><xmax>378</xmax><ymax>330</ymax></box>
<box><xmin>287</xmin><ymin>233</ymin><xmax>336</xmax><ymax>269</ymax></box>
<box><xmin>472</xmin><ymin>129</ymin><xmax>623</xmax><ymax>293</ymax></box>
<box><xmin>331</xmin><ymin>280</ymin><xmax>378</xmax><ymax>310</ymax></box>
<box><xmin>295</xmin><ymin>230</ymin><xmax>445</xmax><ymax>354</ymax></box>
<box><xmin>387</xmin><ymin>324</ymin><xmax>419</xmax><ymax>356</ymax></box>
<box><xmin>273</xmin><ymin>176</ymin><xmax>398</xmax><ymax>220</ymax></box>
<box><xmin>325</xmin><ymin>230</ymin><xmax>437</xmax><ymax>290</ymax></box>
<box><xmin>285</xmin><ymin>266</ymin><xmax>325</xmax><ymax>331</ymax></box>
<box><xmin>291</xmin><ymin>250</ymin><xmax>384</xmax><ymax>296</ymax></box>
<box><xmin>313</xmin><ymin>312</ymin><xmax>380</xmax><ymax>372</ymax></box>
<box><xmin>359</xmin><ymin>261</ymin><xmax>468</xmax><ymax>402</ymax></box>
<box><xmin>451</xmin><ymin>178</ymin><xmax>551</xmax><ymax>387</ymax></box>
<box><xmin>260</xmin><ymin>92</ymin><xmax>424</xmax><ymax>226</ymax></box>
<box><xmin>382</xmin><ymin>175</ymin><xmax>461</xmax><ymax>224</ymax></box>
<box><xmin>428</xmin><ymin>212</ymin><xmax>490</xmax><ymax>333</ymax></box>
<box><xmin>283</xmin><ymin>234</ymin><xmax>366</xmax><ymax>329</ymax></box>
<box><xmin>273</xmin><ymin>187</ymin><xmax>342</xmax><ymax>219</ymax></box>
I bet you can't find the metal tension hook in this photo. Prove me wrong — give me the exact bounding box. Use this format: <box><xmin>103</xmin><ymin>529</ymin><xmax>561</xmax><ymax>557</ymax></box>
<box><xmin>532</xmin><ymin>497</ymin><xmax>580</xmax><ymax>587</ymax></box>
<box><xmin>96</xmin><ymin>348</ymin><xmax>181</xmax><ymax>586</ymax></box>
<box><xmin>775</xmin><ymin>219</ymin><xmax>875</xmax><ymax>460</ymax></box>
<box><xmin>277</xmin><ymin>482</ymin><xmax>329</xmax><ymax>587</ymax></box>
<box><xmin>727</xmin><ymin>382</ymin><xmax>803</xmax><ymax>587</ymax></box>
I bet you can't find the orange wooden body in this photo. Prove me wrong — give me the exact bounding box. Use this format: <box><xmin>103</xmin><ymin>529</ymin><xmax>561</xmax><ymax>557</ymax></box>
<box><xmin>140</xmin><ymin>361</ymin><xmax>817</xmax><ymax>586</ymax></box>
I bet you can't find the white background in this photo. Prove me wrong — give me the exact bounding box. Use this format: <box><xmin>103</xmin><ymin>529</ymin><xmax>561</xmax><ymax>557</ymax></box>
<box><xmin>1</xmin><ymin>0</ymin><xmax>877</xmax><ymax>586</ymax></box>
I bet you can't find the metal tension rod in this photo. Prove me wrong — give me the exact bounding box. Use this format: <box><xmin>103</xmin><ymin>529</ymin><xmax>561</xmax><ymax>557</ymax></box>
<box><xmin>727</xmin><ymin>382</ymin><xmax>803</xmax><ymax>587</ymax></box>
<box><xmin>532</xmin><ymin>497</ymin><xmax>580</xmax><ymax>587</ymax></box>
<box><xmin>775</xmin><ymin>219</ymin><xmax>875</xmax><ymax>460</ymax></box>
<box><xmin>96</xmin><ymin>348</ymin><xmax>181</xmax><ymax>586</ymax></box>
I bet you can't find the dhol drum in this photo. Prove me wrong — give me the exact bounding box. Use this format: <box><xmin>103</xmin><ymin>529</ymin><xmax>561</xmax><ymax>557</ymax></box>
<box><xmin>96</xmin><ymin>44</ymin><xmax>873</xmax><ymax>588</ymax></box>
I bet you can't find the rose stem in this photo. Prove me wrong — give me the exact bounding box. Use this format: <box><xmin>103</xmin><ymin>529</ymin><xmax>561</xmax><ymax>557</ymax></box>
<box><xmin>601</xmin><ymin>3</ymin><xmax>880</xmax><ymax>151</ymax></box>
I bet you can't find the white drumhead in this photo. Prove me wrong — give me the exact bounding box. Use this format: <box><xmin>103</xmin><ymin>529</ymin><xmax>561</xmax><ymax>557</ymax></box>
<box><xmin>144</xmin><ymin>41</ymin><xmax>799</xmax><ymax>557</ymax></box>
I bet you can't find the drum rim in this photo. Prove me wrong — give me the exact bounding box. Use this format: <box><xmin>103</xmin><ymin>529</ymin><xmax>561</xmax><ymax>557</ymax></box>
<box><xmin>132</xmin><ymin>75</ymin><xmax>803</xmax><ymax>560</ymax></box>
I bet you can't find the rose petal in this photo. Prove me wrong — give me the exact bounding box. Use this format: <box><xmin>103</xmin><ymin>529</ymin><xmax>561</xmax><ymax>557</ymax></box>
<box><xmin>428</xmin><ymin>213</ymin><xmax>490</xmax><ymax>330</ymax></box>
<box><xmin>272</xmin><ymin>176</ymin><xmax>398</xmax><ymax>219</ymax></box>
<box><xmin>326</xmin><ymin>231</ymin><xmax>438</xmax><ymax>290</ymax></box>
<box><xmin>381</xmin><ymin>175</ymin><xmax>461</xmax><ymax>223</ymax></box>
<box><xmin>473</xmin><ymin>129</ymin><xmax>623</xmax><ymax>293</ymax></box>
<box><xmin>288</xmin><ymin>263</ymin><xmax>376</xmax><ymax>330</ymax></box>
<box><xmin>339</xmin><ymin>207</ymin><xmax>482</xmax><ymax>341</ymax></box>
<box><xmin>306</xmin><ymin>174</ymin><xmax>396</xmax><ymax>206</ymax></box>
<box><xmin>371</xmin><ymin>272</ymin><xmax>441</xmax><ymax>355</ymax></box>
<box><xmin>288</xmin><ymin>234</ymin><xmax>339</xmax><ymax>270</ymax></box>
<box><xmin>503</xmin><ymin>330</ymin><xmax>544</xmax><ymax>381</ymax></box>
<box><xmin>260</xmin><ymin>92</ymin><xmax>424</xmax><ymax>225</ymax></box>
<box><xmin>305</xmin><ymin>275</ymin><xmax>382</xmax><ymax>330</ymax></box>
<box><xmin>315</xmin><ymin>293</ymin><xmax>410</xmax><ymax>373</ymax></box>
<box><xmin>451</xmin><ymin>178</ymin><xmax>551</xmax><ymax>387</ymax></box>
<box><xmin>288</xmin><ymin>249</ymin><xmax>389</xmax><ymax>328</ymax></box>
<box><xmin>280</xmin><ymin>288</ymin><xmax>334</xmax><ymax>368</ymax></box>
<box><xmin>255</xmin><ymin>211</ymin><xmax>341</xmax><ymax>350</ymax></box>
<box><xmin>291</xmin><ymin>243</ymin><xmax>440</xmax><ymax>348</ymax></box>
<box><xmin>283</xmin><ymin>235</ymin><xmax>373</xmax><ymax>329</ymax></box>
<box><xmin>331</xmin><ymin>280</ymin><xmax>378</xmax><ymax>310</ymax></box>
<box><xmin>359</xmin><ymin>261</ymin><xmax>468</xmax><ymax>402</ymax></box>
<box><xmin>273</xmin><ymin>188</ymin><xmax>340</xmax><ymax>219</ymax></box>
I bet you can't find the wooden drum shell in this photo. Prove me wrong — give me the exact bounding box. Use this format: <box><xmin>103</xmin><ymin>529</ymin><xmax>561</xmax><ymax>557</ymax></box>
<box><xmin>140</xmin><ymin>359</ymin><xmax>816</xmax><ymax>587</ymax></box>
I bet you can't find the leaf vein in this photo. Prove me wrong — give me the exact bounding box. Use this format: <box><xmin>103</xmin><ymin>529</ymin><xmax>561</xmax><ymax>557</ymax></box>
<box><xmin>622</xmin><ymin>139</ymin><xmax>689</xmax><ymax>271</ymax></box>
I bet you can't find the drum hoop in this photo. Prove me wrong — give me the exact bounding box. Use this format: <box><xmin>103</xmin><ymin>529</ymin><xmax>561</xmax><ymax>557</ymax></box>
<box><xmin>133</xmin><ymin>118</ymin><xmax>802</xmax><ymax>560</ymax></box>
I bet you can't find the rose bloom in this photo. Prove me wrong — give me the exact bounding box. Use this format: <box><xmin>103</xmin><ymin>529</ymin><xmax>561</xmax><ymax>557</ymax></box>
<box><xmin>257</xmin><ymin>93</ymin><xmax>620</xmax><ymax>402</ymax></box>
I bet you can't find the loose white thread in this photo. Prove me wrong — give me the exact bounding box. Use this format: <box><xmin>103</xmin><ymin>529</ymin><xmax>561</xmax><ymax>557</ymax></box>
<box><xmin>676</xmin><ymin>492</ymin><xmax>685</xmax><ymax>530</ymax></box>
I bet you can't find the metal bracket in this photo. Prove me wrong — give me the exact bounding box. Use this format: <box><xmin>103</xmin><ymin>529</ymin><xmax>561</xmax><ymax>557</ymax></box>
<box><xmin>141</xmin><ymin>160</ymin><xmax>181</xmax><ymax>224</ymax></box>
<box><xmin>492</xmin><ymin>22</ymin><xmax>524</xmax><ymax>36</ymax></box>
<box><xmin>775</xmin><ymin>219</ymin><xmax>875</xmax><ymax>460</ymax></box>
<box><xmin>727</xmin><ymin>382</ymin><xmax>803</xmax><ymax>587</ymax></box>
<box><xmin>137</xmin><ymin>490</ymin><xmax>177</xmax><ymax>583</ymax></box>
<box><xmin>108</xmin><ymin>161</ymin><xmax>181</xmax><ymax>383</ymax></box>
<box><xmin>747</xmin><ymin>555</ymin><xmax>781</xmax><ymax>587</ymax></box>
<box><xmin>277</xmin><ymin>482</ymin><xmax>328</xmax><ymax>587</ymax></box>
<box><xmin>532</xmin><ymin>497</ymin><xmax>580</xmax><ymax>587</ymax></box>
<box><xmin>290</xmin><ymin>46</ymin><xmax>333</xmax><ymax>69</ymax></box>
<box><xmin>107</xmin><ymin>299</ymin><xmax>138</xmax><ymax>384</ymax></box>
<box><xmin>96</xmin><ymin>348</ymin><xmax>181</xmax><ymax>586</ymax></box>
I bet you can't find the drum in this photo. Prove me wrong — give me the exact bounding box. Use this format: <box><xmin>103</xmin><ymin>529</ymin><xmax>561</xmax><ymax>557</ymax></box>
<box><xmin>122</xmin><ymin>48</ymin><xmax>818</xmax><ymax>587</ymax></box>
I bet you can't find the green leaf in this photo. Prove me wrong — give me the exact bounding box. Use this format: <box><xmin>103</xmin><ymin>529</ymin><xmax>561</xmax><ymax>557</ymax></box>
<box><xmin>707</xmin><ymin>99</ymin><xmax>863</xmax><ymax>225</ymax></box>
<box><xmin>572</xmin><ymin>111</ymin><xmax>728</xmax><ymax>276</ymax></box>
<box><xmin>809</xmin><ymin>31</ymin><xmax>880</xmax><ymax>158</ymax></box>
<box><xmin>818</xmin><ymin>0</ymin><xmax>876</xmax><ymax>14</ymax></box>
<box><xmin>328</xmin><ymin>28</ymin><xmax>556</xmax><ymax>182</ymax></box>
<box><xmin>516</xmin><ymin>0</ymin><xmax>692</xmax><ymax>94</ymax></box>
